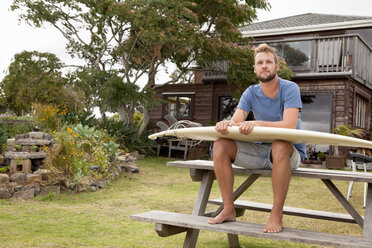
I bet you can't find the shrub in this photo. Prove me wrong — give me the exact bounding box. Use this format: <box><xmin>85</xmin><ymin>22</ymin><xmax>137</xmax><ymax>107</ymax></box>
<box><xmin>98</xmin><ymin>119</ymin><xmax>154</xmax><ymax>155</ymax></box>
<box><xmin>33</xmin><ymin>103</ymin><xmax>68</xmax><ymax>132</ymax></box>
<box><xmin>45</xmin><ymin>124</ymin><xmax>119</xmax><ymax>188</ymax></box>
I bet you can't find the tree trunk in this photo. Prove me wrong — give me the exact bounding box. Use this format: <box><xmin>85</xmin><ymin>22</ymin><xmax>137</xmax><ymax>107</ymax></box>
<box><xmin>138</xmin><ymin>108</ymin><xmax>149</xmax><ymax>135</ymax></box>
<box><xmin>138</xmin><ymin>69</ymin><xmax>156</xmax><ymax>135</ymax></box>
<box><xmin>118</xmin><ymin>101</ymin><xmax>134</xmax><ymax>126</ymax></box>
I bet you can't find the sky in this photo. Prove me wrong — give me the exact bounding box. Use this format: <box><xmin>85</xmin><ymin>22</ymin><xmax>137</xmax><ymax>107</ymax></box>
<box><xmin>1</xmin><ymin>0</ymin><xmax>372</xmax><ymax>83</ymax></box>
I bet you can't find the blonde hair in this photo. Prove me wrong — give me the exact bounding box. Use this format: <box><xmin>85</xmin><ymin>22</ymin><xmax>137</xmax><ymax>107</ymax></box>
<box><xmin>254</xmin><ymin>43</ymin><xmax>278</xmax><ymax>64</ymax></box>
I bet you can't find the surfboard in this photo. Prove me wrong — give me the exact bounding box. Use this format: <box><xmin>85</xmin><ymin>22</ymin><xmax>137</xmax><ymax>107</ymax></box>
<box><xmin>148</xmin><ymin>126</ymin><xmax>372</xmax><ymax>149</ymax></box>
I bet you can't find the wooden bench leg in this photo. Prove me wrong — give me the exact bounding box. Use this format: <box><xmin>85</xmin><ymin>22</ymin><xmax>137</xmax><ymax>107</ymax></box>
<box><xmin>321</xmin><ymin>179</ymin><xmax>364</xmax><ymax>228</ymax></box>
<box><xmin>211</xmin><ymin>174</ymin><xmax>261</xmax><ymax>218</ymax></box>
<box><xmin>183</xmin><ymin>171</ymin><xmax>214</xmax><ymax>248</ymax></box>
<box><xmin>209</xmin><ymin>174</ymin><xmax>260</xmax><ymax>248</ymax></box>
<box><xmin>227</xmin><ymin>233</ymin><xmax>240</xmax><ymax>248</ymax></box>
<box><xmin>363</xmin><ymin>183</ymin><xmax>372</xmax><ymax>239</ymax></box>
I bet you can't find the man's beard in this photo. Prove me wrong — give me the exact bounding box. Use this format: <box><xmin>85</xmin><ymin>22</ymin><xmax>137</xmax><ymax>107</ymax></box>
<box><xmin>256</xmin><ymin>70</ymin><xmax>276</xmax><ymax>83</ymax></box>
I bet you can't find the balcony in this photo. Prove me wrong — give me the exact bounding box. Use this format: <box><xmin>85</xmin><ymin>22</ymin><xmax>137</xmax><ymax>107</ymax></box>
<box><xmin>202</xmin><ymin>34</ymin><xmax>372</xmax><ymax>89</ymax></box>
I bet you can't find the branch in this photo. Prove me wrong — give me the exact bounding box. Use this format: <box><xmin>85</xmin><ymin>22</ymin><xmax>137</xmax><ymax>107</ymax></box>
<box><xmin>155</xmin><ymin>59</ymin><xmax>196</xmax><ymax>88</ymax></box>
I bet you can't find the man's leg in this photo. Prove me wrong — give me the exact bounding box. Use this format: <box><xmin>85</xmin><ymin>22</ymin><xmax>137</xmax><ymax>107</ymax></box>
<box><xmin>263</xmin><ymin>140</ymin><xmax>293</xmax><ymax>233</ymax></box>
<box><xmin>208</xmin><ymin>138</ymin><xmax>237</xmax><ymax>224</ymax></box>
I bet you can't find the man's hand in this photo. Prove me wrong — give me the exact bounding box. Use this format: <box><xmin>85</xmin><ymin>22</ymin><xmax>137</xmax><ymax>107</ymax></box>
<box><xmin>237</xmin><ymin>121</ymin><xmax>260</xmax><ymax>135</ymax></box>
<box><xmin>215</xmin><ymin>120</ymin><xmax>235</xmax><ymax>135</ymax></box>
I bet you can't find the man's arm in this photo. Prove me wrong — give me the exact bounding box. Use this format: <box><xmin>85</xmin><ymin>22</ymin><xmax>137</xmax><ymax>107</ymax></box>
<box><xmin>238</xmin><ymin>108</ymin><xmax>299</xmax><ymax>135</ymax></box>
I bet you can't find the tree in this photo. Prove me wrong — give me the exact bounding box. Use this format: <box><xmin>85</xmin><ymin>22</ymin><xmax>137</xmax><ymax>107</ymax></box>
<box><xmin>11</xmin><ymin>0</ymin><xmax>270</xmax><ymax>133</ymax></box>
<box><xmin>0</xmin><ymin>51</ymin><xmax>80</xmax><ymax>115</ymax></box>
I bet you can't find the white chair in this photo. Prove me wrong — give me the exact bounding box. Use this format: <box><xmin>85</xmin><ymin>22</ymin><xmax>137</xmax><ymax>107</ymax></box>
<box><xmin>347</xmin><ymin>152</ymin><xmax>372</xmax><ymax>208</ymax></box>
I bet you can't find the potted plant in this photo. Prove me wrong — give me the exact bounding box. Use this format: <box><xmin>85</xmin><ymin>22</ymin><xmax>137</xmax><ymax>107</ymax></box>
<box><xmin>326</xmin><ymin>125</ymin><xmax>364</xmax><ymax>169</ymax></box>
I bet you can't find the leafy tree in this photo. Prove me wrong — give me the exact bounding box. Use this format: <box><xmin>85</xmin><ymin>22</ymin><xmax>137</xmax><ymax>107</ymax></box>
<box><xmin>11</xmin><ymin>0</ymin><xmax>270</xmax><ymax>133</ymax></box>
<box><xmin>0</xmin><ymin>51</ymin><xmax>80</xmax><ymax>115</ymax></box>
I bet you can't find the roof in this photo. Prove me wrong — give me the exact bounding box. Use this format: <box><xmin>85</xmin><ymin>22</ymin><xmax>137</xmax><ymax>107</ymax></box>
<box><xmin>241</xmin><ymin>13</ymin><xmax>372</xmax><ymax>37</ymax></box>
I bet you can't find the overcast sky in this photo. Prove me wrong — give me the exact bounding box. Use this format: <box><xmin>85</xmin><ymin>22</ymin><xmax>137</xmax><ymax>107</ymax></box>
<box><xmin>1</xmin><ymin>0</ymin><xmax>372</xmax><ymax>83</ymax></box>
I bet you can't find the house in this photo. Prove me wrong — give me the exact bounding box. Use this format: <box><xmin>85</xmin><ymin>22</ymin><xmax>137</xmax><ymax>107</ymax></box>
<box><xmin>148</xmin><ymin>13</ymin><xmax>372</xmax><ymax>160</ymax></box>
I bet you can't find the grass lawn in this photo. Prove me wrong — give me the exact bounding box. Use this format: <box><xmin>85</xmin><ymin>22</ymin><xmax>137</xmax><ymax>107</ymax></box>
<box><xmin>0</xmin><ymin>156</ymin><xmax>366</xmax><ymax>247</ymax></box>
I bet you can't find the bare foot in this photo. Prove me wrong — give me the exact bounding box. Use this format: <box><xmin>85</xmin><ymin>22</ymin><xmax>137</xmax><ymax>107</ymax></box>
<box><xmin>263</xmin><ymin>210</ymin><xmax>283</xmax><ymax>233</ymax></box>
<box><xmin>208</xmin><ymin>208</ymin><xmax>236</xmax><ymax>224</ymax></box>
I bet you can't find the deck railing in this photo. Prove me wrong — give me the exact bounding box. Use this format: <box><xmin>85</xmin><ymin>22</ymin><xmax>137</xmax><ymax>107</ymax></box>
<box><xmin>202</xmin><ymin>34</ymin><xmax>372</xmax><ymax>88</ymax></box>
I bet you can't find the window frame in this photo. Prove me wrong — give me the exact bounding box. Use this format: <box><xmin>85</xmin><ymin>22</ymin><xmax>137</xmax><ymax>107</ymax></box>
<box><xmin>162</xmin><ymin>92</ymin><xmax>195</xmax><ymax>120</ymax></box>
<box><xmin>354</xmin><ymin>93</ymin><xmax>369</xmax><ymax>129</ymax></box>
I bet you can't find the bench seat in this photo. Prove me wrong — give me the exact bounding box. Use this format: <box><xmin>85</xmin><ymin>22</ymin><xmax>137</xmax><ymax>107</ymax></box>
<box><xmin>131</xmin><ymin>210</ymin><xmax>371</xmax><ymax>248</ymax></box>
<box><xmin>167</xmin><ymin>160</ymin><xmax>372</xmax><ymax>183</ymax></box>
<box><xmin>208</xmin><ymin>199</ymin><xmax>357</xmax><ymax>223</ymax></box>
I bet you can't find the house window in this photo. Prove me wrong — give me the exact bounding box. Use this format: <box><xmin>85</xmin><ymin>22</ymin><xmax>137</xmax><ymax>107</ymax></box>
<box><xmin>271</xmin><ymin>41</ymin><xmax>311</xmax><ymax>70</ymax></box>
<box><xmin>355</xmin><ymin>95</ymin><xmax>367</xmax><ymax>128</ymax></box>
<box><xmin>163</xmin><ymin>93</ymin><xmax>194</xmax><ymax>119</ymax></box>
<box><xmin>218</xmin><ymin>96</ymin><xmax>238</xmax><ymax>121</ymax></box>
<box><xmin>301</xmin><ymin>94</ymin><xmax>333</xmax><ymax>158</ymax></box>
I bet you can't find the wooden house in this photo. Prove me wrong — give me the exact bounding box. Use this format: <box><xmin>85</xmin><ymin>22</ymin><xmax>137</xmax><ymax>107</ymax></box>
<box><xmin>149</xmin><ymin>13</ymin><xmax>372</xmax><ymax>160</ymax></box>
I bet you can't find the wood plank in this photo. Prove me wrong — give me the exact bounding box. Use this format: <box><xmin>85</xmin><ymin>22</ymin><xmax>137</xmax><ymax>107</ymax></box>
<box><xmin>167</xmin><ymin>160</ymin><xmax>372</xmax><ymax>183</ymax></box>
<box><xmin>208</xmin><ymin>199</ymin><xmax>357</xmax><ymax>223</ymax></box>
<box><xmin>184</xmin><ymin>170</ymin><xmax>214</xmax><ymax>248</ymax></box>
<box><xmin>155</xmin><ymin>223</ymin><xmax>187</xmax><ymax>237</ymax></box>
<box><xmin>131</xmin><ymin>211</ymin><xmax>371</xmax><ymax>248</ymax></box>
<box><xmin>321</xmin><ymin>179</ymin><xmax>364</xmax><ymax>228</ymax></box>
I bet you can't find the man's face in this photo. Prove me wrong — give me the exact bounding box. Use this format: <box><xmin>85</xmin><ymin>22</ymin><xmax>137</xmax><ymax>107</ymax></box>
<box><xmin>254</xmin><ymin>52</ymin><xmax>279</xmax><ymax>83</ymax></box>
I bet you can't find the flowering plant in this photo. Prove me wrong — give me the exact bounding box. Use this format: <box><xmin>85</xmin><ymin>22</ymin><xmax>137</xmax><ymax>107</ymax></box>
<box><xmin>33</xmin><ymin>103</ymin><xmax>68</xmax><ymax>131</ymax></box>
<box><xmin>45</xmin><ymin>124</ymin><xmax>119</xmax><ymax>188</ymax></box>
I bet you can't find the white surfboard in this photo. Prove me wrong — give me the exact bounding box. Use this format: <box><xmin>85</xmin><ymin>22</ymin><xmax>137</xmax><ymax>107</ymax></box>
<box><xmin>148</xmin><ymin>126</ymin><xmax>372</xmax><ymax>149</ymax></box>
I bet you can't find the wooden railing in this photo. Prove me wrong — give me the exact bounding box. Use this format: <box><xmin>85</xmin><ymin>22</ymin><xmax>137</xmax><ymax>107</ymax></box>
<box><xmin>202</xmin><ymin>61</ymin><xmax>229</xmax><ymax>82</ymax></box>
<box><xmin>202</xmin><ymin>34</ymin><xmax>372</xmax><ymax>88</ymax></box>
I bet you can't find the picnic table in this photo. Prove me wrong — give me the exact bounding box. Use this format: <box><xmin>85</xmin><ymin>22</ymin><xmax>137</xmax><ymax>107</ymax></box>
<box><xmin>131</xmin><ymin>159</ymin><xmax>372</xmax><ymax>248</ymax></box>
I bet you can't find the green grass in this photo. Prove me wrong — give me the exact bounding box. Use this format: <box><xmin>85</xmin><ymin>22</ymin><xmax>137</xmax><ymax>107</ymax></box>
<box><xmin>0</xmin><ymin>156</ymin><xmax>366</xmax><ymax>247</ymax></box>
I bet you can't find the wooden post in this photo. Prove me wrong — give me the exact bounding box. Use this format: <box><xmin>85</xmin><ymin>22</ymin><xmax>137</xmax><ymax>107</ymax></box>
<box><xmin>363</xmin><ymin>183</ymin><xmax>372</xmax><ymax>239</ymax></box>
<box><xmin>183</xmin><ymin>170</ymin><xmax>214</xmax><ymax>248</ymax></box>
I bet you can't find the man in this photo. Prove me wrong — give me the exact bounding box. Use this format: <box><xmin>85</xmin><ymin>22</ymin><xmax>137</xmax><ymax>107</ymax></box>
<box><xmin>208</xmin><ymin>43</ymin><xmax>306</xmax><ymax>233</ymax></box>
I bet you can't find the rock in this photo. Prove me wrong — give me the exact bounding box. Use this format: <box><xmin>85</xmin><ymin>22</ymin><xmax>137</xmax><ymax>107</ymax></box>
<box><xmin>88</xmin><ymin>186</ymin><xmax>97</xmax><ymax>192</ymax></box>
<box><xmin>125</xmin><ymin>155</ymin><xmax>136</xmax><ymax>164</ymax></box>
<box><xmin>115</xmin><ymin>164</ymin><xmax>123</xmax><ymax>172</ymax></box>
<box><xmin>90</xmin><ymin>180</ymin><xmax>106</xmax><ymax>189</ymax></box>
<box><xmin>131</xmin><ymin>151</ymin><xmax>145</xmax><ymax>160</ymax></box>
<box><xmin>40</xmin><ymin>186</ymin><xmax>60</xmax><ymax>195</ymax></box>
<box><xmin>90</xmin><ymin>166</ymin><xmax>100</xmax><ymax>172</ymax></box>
<box><xmin>0</xmin><ymin>174</ymin><xmax>9</xmax><ymax>184</ymax></box>
<box><xmin>6</xmin><ymin>138</ymin><xmax>15</xmax><ymax>147</ymax></box>
<box><xmin>116</xmin><ymin>156</ymin><xmax>126</xmax><ymax>163</ymax></box>
<box><xmin>43</xmin><ymin>134</ymin><xmax>52</xmax><ymax>140</ymax></box>
<box><xmin>0</xmin><ymin>155</ymin><xmax>4</xmax><ymax>165</ymax></box>
<box><xmin>126</xmin><ymin>164</ymin><xmax>139</xmax><ymax>173</ymax></box>
<box><xmin>34</xmin><ymin>169</ymin><xmax>50</xmax><ymax>180</ymax></box>
<box><xmin>33</xmin><ymin>184</ymin><xmax>41</xmax><ymax>196</ymax></box>
<box><xmin>12</xmin><ymin>188</ymin><xmax>35</xmax><ymax>199</ymax></box>
<box><xmin>15</xmin><ymin>134</ymin><xmax>29</xmax><ymax>140</ymax></box>
<box><xmin>29</xmin><ymin>132</ymin><xmax>44</xmax><ymax>139</ymax></box>
<box><xmin>5</xmin><ymin>151</ymin><xmax>47</xmax><ymax>160</ymax></box>
<box><xmin>14</xmin><ymin>185</ymin><xmax>23</xmax><ymax>192</ymax></box>
<box><xmin>78</xmin><ymin>187</ymin><xmax>87</xmax><ymax>193</ymax></box>
<box><xmin>26</xmin><ymin>173</ymin><xmax>42</xmax><ymax>183</ymax></box>
<box><xmin>10</xmin><ymin>173</ymin><xmax>26</xmax><ymax>183</ymax></box>
<box><xmin>0</xmin><ymin>187</ymin><xmax>11</xmax><ymax>199</ymax></box>
<box><xmin>14</xmin><ymin>139</ymin><xmax>52</xmax><ymax>146</ymax></box>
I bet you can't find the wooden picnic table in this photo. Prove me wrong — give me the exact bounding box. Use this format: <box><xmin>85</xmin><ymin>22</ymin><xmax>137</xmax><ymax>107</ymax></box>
<box><xmin>131</xmin><ymin>159</ymin><xmax>372</xmax><ymax>248</ymax></box>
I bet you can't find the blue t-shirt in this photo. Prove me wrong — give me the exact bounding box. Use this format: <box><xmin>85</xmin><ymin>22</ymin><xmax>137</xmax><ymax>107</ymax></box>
<box><xmin>237</xmin><ymin>77</ymin><xmax>307</xmax><ymax>160</ymax></box>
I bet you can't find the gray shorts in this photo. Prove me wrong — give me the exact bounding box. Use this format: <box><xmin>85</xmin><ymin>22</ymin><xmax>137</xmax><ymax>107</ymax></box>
<box><xmin>233</xmin><ymin>141</ymin><xmax>300</xmax><ymax>170</ymax></box>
